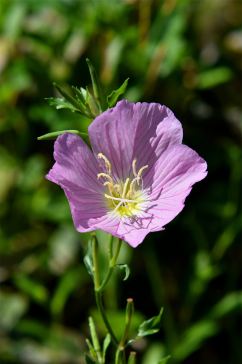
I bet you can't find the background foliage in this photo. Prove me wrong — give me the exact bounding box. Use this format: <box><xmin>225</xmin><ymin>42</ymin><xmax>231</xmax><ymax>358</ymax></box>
<box><xmin>0</xmin><ymin>0</ymin><xmax>241</xmax><ymax>363</ymax></box>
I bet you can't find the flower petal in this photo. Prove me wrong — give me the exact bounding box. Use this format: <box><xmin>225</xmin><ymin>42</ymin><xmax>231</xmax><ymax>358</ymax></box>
<box><xmin>47</xmin><ymin>133</ymin><xmax>103</xmax><ymax>193</ymax></box>
<box><xmin>88</xmin><ymin>100</ymin><xmax>183</xmax><ymax>180</ymax></box>
<box><xmin>47</xmin><ymin>133</ymin><xmax>107</xmax><ymax>232</ymax></box>
<box><xmin>144</xmin><ymin>144</ymin><xmax>207</xmax><ymax>230</ymax></box>
<box><xmin>90</xmin><ymin>213</ymin><xmax>151</xmax><ymax>248</ymax></box>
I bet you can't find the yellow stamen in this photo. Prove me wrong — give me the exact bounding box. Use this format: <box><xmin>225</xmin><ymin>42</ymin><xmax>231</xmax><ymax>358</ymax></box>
<box><xmin>97</xmin><ymin>173</ymin><xmax>113</xmax><ymax>184</ymax></box>
<box><xmin>103</xmin><ymin>181</ymin><xmax>114</xmax><ymax>195</ymax></box>
<box><xmin>132</xmin><ymin>159</ymin><xmax>137</xmax><ymax>177</ymax></box>
<box><xmin>98</xmin><ymin>153</ymin><xmax>112</xmax><ymax>174</ymax></box>
<box><xmin>96</xmin><ymin>153</ymin><xmax>149</xmax><ymax>217</ymax></box>
<box><xmin>128</xmin><ymin>164</ymin><xmax>148</xmax><ymax>195</ymax></box>
<box><xmin>137</xmin><ymin>165</ymin><xmax>148</xmax><ymax>179</ymax></box>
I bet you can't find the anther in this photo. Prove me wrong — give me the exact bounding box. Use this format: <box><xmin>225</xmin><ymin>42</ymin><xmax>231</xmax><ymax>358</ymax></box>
<box><xmin>98</xmin><ymin>153</ymin><xmax>112</xmax><ymax>175</ymax></box>
<box><xmin>97</xmin><ymin>173</ymin><xmax>113</xmax><ymax>184</ymax></box>
<box><xmin>103</xmin><ymin>181</ymin><xmax>114</xmax><ymax>195</ymax></box>
<box><xmin>137</xmin><ymin>165</ymin><xmax>148</xmax><ymax>179</ymax></box>
<box><xmin>132</xmin><ymin>159</ymin><xmax>137</xmax><ymax>177</ymax></box>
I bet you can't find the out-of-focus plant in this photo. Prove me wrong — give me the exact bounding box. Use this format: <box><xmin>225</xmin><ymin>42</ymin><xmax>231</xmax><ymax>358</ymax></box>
<box><xmin>0</xmin><ymin>0</ymin><xmax>241</xmax><ymax>363</ymax></box>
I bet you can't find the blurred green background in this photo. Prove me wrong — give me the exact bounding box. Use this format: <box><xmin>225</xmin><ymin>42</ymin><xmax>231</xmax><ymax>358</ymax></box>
<box><xmin>0</xmin><ymin>0</ymin><xmax>241</xmax><ymax>363</ymax></box>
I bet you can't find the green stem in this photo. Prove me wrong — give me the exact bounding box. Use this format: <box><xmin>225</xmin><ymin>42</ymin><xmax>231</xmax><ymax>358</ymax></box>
<box><xmin>98</xmin><ymin>238</ymin><xmax>122</xmax><ymax>292</ymax></box>
<box><xmin>115</xmin><ymin>298</ymin><xmax>134</xmax><ymax>364</ymax></box>
<box><xmin>92</xmin><ymin>235</ymin><xmax>120</xmax><ymax>347</ymax></box>
<box><xmin>115</xmin><ymin>349</ymin><xmax>126</xmax><ymax>364</ymax></box>
<box><xmin>95</xmin><ymin>291</ymin><xmax>119</xmax><ymax>346</ymax></box>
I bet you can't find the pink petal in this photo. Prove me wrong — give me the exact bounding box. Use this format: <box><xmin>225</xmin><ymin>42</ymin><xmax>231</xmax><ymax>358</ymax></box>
<box><xmin>46</xmin><ymin>133</ymin><xmax>107</xmax><ymax>232</ymax></box>
<box><xmin>90</xmin><ymin>213</ymin><xmax>151</xmax><ymax>247</ymax></box>
<box><xmin>47</xmin><ymin>133</ymin><xmax>103</xmax><ymax>193</ymax></box>
<box><xmin>144</xmin><ymin>144</ymin><xmax>207</xmax><ymax>230</ymax></box>
<box><xmin>88</xmin><ymin>100</ymin><xmax>183</xmax><ymax>181</ymax></box>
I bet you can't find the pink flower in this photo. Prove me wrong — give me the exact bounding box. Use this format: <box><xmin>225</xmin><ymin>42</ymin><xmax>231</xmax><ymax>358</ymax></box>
<box><xmin>47</xmin><ymin>100</ymin><xmax>207</xmax><ymax>247</ymax></box>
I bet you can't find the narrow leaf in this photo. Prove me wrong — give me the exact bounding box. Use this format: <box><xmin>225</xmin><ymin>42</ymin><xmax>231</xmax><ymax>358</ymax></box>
<box><xmin>53</xmin><ymin>82</ymin><xmax>80</xmax><ymax>108</ymax></box>
<box><xmin>158</xmin><ymin>355</ymin><xmax>171</xmax><ymax>364</ymax></box>
<box><xmin>84</xmin><ymin>353</ymin><xmax>97</xmax><ymax>364</ymax></box>
<box><xmin>72</xmin><ymin>86</ymin><xmax>88</xmax><ymax>105</ymax></box>
<box><xmin>86</xmin><ymin>58</ymin><xmax>104</xmax><ymax>110</ymax></box>
<box><xmin>138</xmin><ymin>308</ymin><xmax>163</xmax><ymax>337</ymax></box>
<box><xmin>88</xmin><ymin>317</ymin><xmax>101</xmax><ymax>358</ymax></box>
<box><xmin>107</xmin><ymin>78</ymin><xmax>129</xmax><ymax>107</ymax></box>
<box><xmin>85</xmin><ymin>339</ymin><xmax>96</xmax><ymax>360</ymax></box>
<box><xmin>37</xmin><ymin>130</ymin><xmax>88</xmax><ymax>141</ymax></box>
<box><xmin>47</xmin><ymin>97</ymin><xmax>79</xmax><ymax>112</ymax></box>
<box><xmin>53</xmin><ymin>83</ymin><xmax>91</xmax><ymax>116</ymax></box>
<box><xmin>117</xmin><ymin>264</ymin><xmax>130</xmax><ymax>281</ymax></box>
<box><xmin>102</xmin><ymin>334</ymin><xmax>111</xmax><ymax>362</ymax></box>
<box><xmin>84</xmin><ymin>239</ymin><xmax>94</xmax><ymax>277</ymax></box>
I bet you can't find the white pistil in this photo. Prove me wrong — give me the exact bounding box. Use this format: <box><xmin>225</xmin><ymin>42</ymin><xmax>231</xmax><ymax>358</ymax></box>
<box><xmin>104</xmin><ymin>194</ymin><xmax>137</xmax><ymax>204</ymax></box>
<box><xmin>121</xmin><ymin>178</ymin><xmax>130</xmax><ymax>199</ymax></box>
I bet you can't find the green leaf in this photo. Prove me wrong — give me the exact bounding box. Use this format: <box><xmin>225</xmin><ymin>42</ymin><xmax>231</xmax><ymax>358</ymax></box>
<box><xmin>117</xmin><ymin>263</ymin><xmax>130</xmax><ymax>281</ymax></box>
<box><xmin>173</xmin><ymin>320</ymin><xmax>218</xmax><ymax>360</ymax></box>
<box><xmin>13</xmin><ymin>275</ymin><xmax>48</xmax><ymax>305</ymax></box>
<box><xmin>210</xmin><ymin>291</ymin><xmax>242</xmax><ymax>319</ymax></box>
<box><xmin>52</xmin><ymin>83</ymin><xmax>93</xmax><ymax>117</ymax></box>
<box><xmin>53</xmin><ymin>82</ymin><xmax>80</xmax><ymax>108</ymax></box>
<box><xmin>88</xmin><ymin>317</ymin><xmax>101</xmax><ymax>355</ymax></box>
<box><xmin>85</xmin><ymin>354</ymin><xmax>98</xmax><ymax>364</ymax></box>
<box><xmin>196</xmin><ymin>67</ymin><xmax>233</xmax><ymax>89</ymax></box>
<box><xmin>86</xmin><ymin>58</ymin><xmax>104</xmax><ymax>111</ymax></box>
<box><xmin>84</xmin><ymin>239</ymin><xmax>94</xmax><ymax>277</ymax></box>
<box><xmin>102</xmin><ymin>334</ymin><xmax>111</xmax><ymax>362</ymax></box>
<box><xmin>86</xmin><ymin>339</ymin><xmax>96</xmax><ymax>360</ymax></box>
<box><xmin>0</xmin><ymin>292</ymin><xmax>28</xmax><ymax>332</ymax></box>
<box><xmin>138</xmin><ymin>308</ymin><xmax>163</xmax><ymax>337</ymax></box>
<box><xmin>158</xmin><ymin>356</ymin><xmax>171</xmax><ymax>364</ymax></box>
<box><xmin>50</xmin><ymin>267</ymin><xmax>84</xmax><ymax>317</ymax></box>
<box><xmin>37</xmin><ymin>130</ymin><xmax>89</xmax><ymax>141</ymax></box>
<box><xmin>72</xmin><ymin>86</ymin><xmax>88</xmax><ymax>105</ymax></box>
<box><xmin>47</xmin><ymin>97</ymin><xmax>79</xmax><ymax>113</ymax></box>
<box><xmin>107</xmin><ymin>78</ymin><xmax>129</xmax><ymax>107</ymax></box>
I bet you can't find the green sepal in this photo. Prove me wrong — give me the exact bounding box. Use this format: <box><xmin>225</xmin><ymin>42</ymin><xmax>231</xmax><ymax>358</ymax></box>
<box><xmin>107</xmin><ymin>78</ymin><xmax>129</xmax><ymax>108</ymax></box>
<box><xmin>117</xmin><ymin>263</ymin><xmax>130</xmax><ymax>281</ymax></box>
<box><xmin>37</xmin><ymin>130</ymin><xmax>89</xmax><ymax>142</ymax></box>
<box><xmin>137</xmin><ymin>308</ymin><xmax>163</xmax><ymax>337</ymax></box>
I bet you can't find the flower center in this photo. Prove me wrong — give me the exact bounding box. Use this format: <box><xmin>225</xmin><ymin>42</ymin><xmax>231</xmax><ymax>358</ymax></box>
<box><xmin>97</xmin><ymin>153</ymin><xmax>148</xmax><ymax>217</ymax></box>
